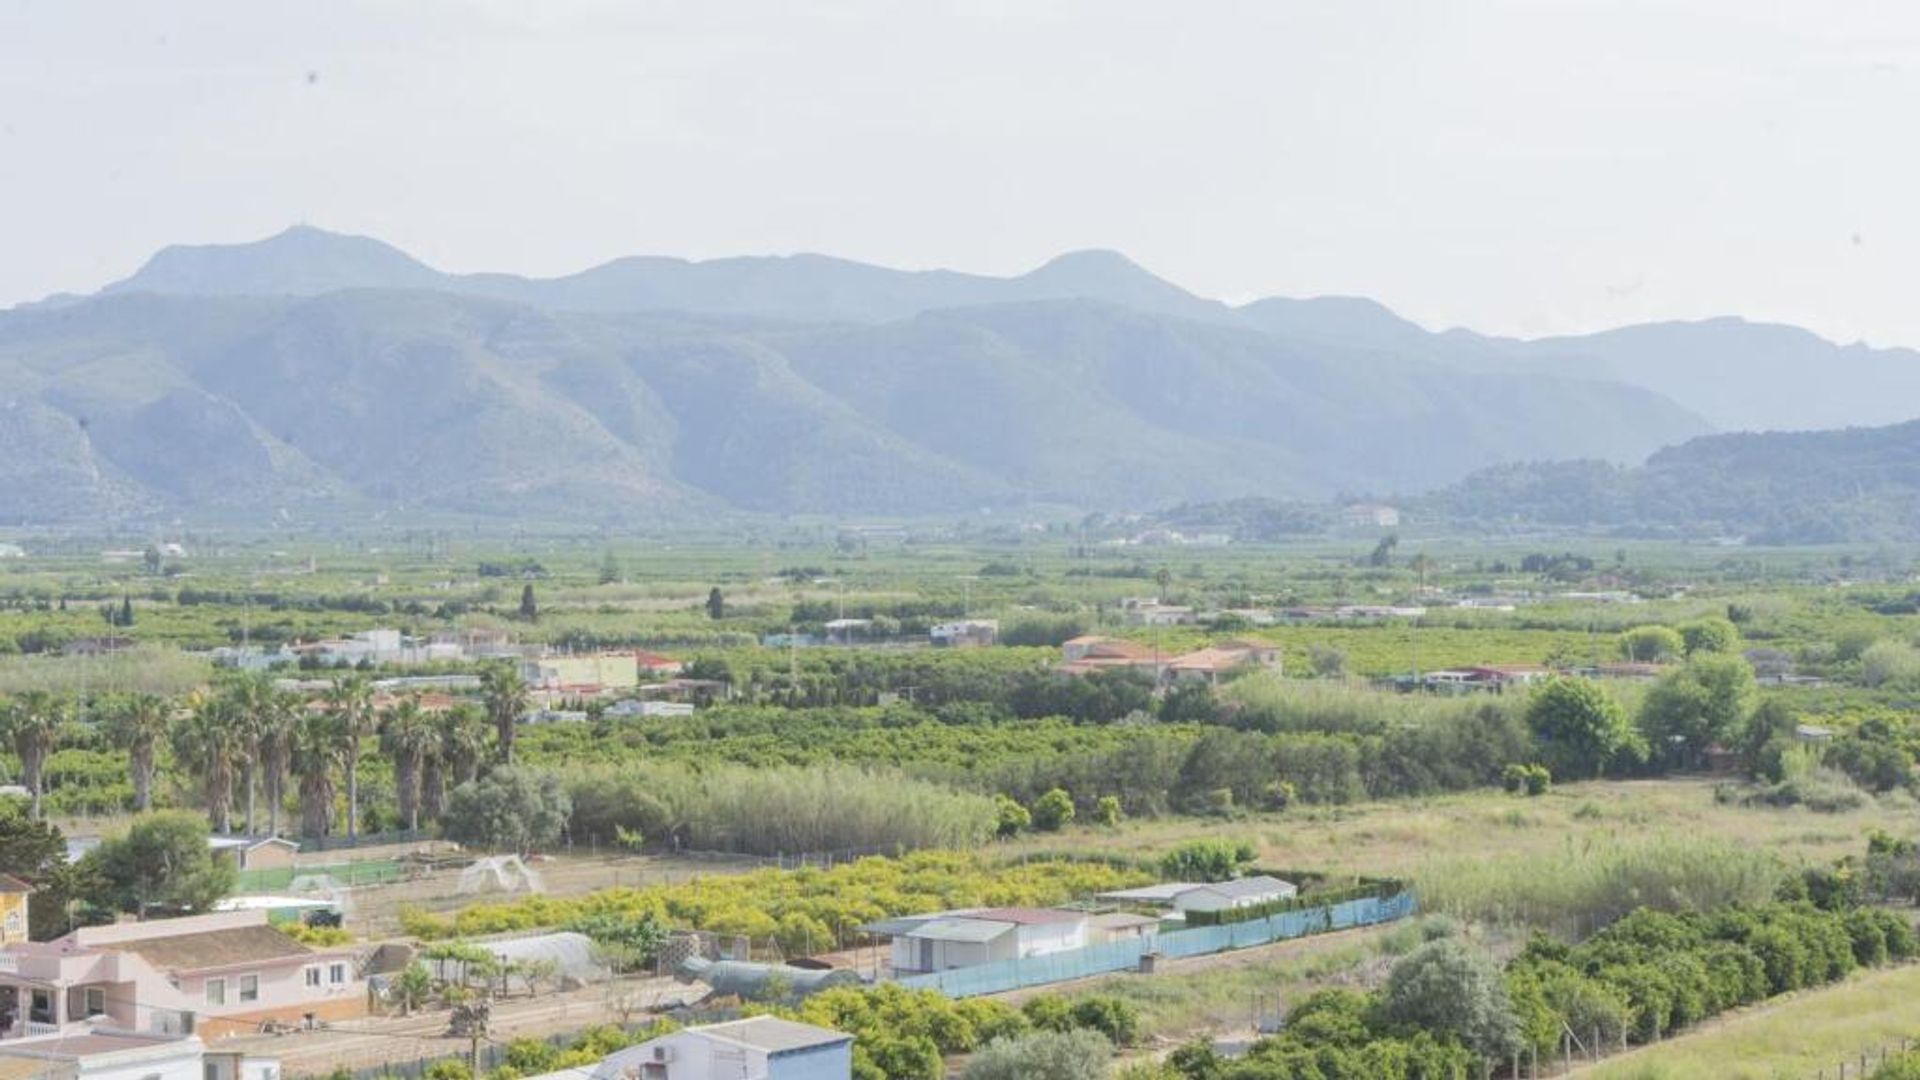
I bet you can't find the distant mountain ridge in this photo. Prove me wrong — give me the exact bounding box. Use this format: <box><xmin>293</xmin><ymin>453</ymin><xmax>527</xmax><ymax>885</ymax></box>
<box><xmin>79</xmin><ymin>226</ymin><xmax>1920</xmax><ymax>434</ymax></box>
<box><xmin>0</xmin><ymin>225</ymin><xmax>1909</xmax><ymax>525</ymax></box>
<box><xmin>1416</xmin><ymin>420</ymin><xmax>1920</xmax><ymax>542</ymax></box>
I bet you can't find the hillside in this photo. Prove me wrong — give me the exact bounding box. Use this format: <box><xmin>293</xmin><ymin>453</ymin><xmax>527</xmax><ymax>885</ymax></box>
<box><xmin>1419</xmin><ymin>420</ymin><xmax>1920</xmax><ymax>542</ymax></box>
<box><xmin>83</xmin><ymin>227</ymin><xmax>1920</xmax><ymax>438</ymax></box>
<box><xmin>0</xmin><ymin>280</ymin><xmax>1706</xmax><ymax>522</ymax></box>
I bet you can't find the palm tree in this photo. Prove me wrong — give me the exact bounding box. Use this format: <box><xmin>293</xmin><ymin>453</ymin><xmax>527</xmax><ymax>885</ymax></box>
<box><xmin>288</xmin><ymin>711</ymin><xmax>341</xmax><ymax>839</ymax></box>
<box><xmin>324</xmin><ymin>675</ymin><xmax>374</xmax><ymax>842</ymax></box>
<box><xmin>481</xmin><ymin>664</ymin><xmax>528</xmax><ymax>765</ymax></box>
<box><xmin>226</xmin><ymin>677</ymin><xmax>271</xmax><ymax>835</ymax></box>
<box><xmin>255</xmin><ymin>690</ymin><xmax>299</xmax><ymax>838</ymax></box>
<box><xmin>379</xmin><ymin>697</ymin><xmax>434</xmax><ymax>833</ymax></box>
<box><xmin>426</xmin><ymin>704</ymin><xmax>487</xmax><ymax>825</ymax></box>
<box><xmin>174</xmin><ymin>692</ymin><xmax>243</xmax><ymax>833</ymax></box>
<box><xmin>107</xmin><ymin>693</ymin><xmax>173</xmax><ymax>812</ymax></box>
<box><xmin>3</xmin><ymin>691</ymin><xmax>63</xmax><ymax>819</ymax></box>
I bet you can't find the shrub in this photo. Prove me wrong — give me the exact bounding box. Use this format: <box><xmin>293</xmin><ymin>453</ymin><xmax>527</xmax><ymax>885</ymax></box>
<box><xmin>1158</xmin><ymin>838</ymin><xmax>1256</xmax><ymax>883</ymax></box>
<box><xmin>1031</xmin><ymin>788</ymin><xmax>1075</xmax><ymax>832</ymax></box>
<box><xmin>1862</xmin><ymin>640</ymin><xmax>1920</xmax><ymax>689</ymax></box>
<box><xmin>1382</xmin><ymin>939</ymin><xmax>1523</xmax><ymax>1062</ymax></box>
<box><xmin>960</xmin><ymin>1030</ymin><xmax>1111</xmax><ymax>1080</ymax></box>
<box><xmin>1067</xmin><ymin>996</ymin><xmax>1141</xmax><ymax>1046</ymax></box>
<box><xmin>1094</xmin><ymin>795</ymin><xmax>1123</xmax><ymax>827</ymax></box>
<box><xmin>1678</xmin><ymin>617</ymin><xmax>1740</xmax><ymax>657</ymax></box>
<box><xmin>995</xmin><ymin>795</ymin><xmax>1031</xmax><ymax>838</ymax></box>
<box><xmin>1524</xmin><ymin>764</ymin><xmax>1552</xmax><ymax>796</ymax></box>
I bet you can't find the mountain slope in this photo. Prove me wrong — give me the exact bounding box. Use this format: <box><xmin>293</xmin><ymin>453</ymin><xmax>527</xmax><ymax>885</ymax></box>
<box><xmin>1421</xmin><ymin>420</ymin><xmax>1920</xmax><ymax>542</ymax></box>
<box><xmin>0</xmin><ymin>286</ymin><xmax>1711</xmax><ymax>522</ymax></box>
<box><xmin>1502</xmin><ymin>319</ymin><xmax>1920</xmax><ymax>432</ymax></box>
<box><xmin>85</xmin><ymin>227</ymin><xmax>1920</xmax><ymax>437</ymax></box>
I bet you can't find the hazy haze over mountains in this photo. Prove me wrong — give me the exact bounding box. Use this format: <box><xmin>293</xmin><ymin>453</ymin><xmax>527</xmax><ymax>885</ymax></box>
<box><xmin>2</xmin><ymin>226</ymin><xmax>1916</xmax><ymax>524</ymax></box>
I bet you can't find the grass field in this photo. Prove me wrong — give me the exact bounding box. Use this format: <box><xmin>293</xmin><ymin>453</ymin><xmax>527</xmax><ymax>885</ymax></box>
<box><xmin>1011</xmin><ymin>777</ymin><xmax>1916</xmax><ymax>884</ymax></box>
<box><xmin>1582</xmin><ymin>962</ymin><xmax>1920</xmax><ymax>1080</ymax></box>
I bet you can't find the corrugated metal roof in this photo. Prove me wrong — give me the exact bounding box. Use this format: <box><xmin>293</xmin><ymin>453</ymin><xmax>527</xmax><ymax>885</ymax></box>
<box><xmin>906</xmin><ymin>917</ymin><xmax>1016</xmax><ymax>943</ymax></box>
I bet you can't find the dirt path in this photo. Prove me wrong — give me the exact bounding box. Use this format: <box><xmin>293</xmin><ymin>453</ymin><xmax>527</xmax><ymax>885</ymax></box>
<box><xmin>221</xmin><ymin>977</ymin><xmax>704</xmax><ymax>1076</ymax></box>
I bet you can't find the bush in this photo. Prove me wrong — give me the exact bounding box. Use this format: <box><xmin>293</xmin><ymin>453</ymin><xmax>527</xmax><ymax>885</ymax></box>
<box><xmin>1678</xmin><ymin>617</ymin><xmax>1740</xmax><ymax>657</ymax></box>
<box><xmin>1067</xmin><ymin>996</ymin><xmax>1141</xmax><ymax>1046</ymax></box>
<box><xmin>1861</xmin><ymin>640</ymin><xmax>1920</xmax><ymax>689</ymax></box>
<box><xmin>994</xmin><ymin>795</ymin><xmax>1031</xmax><ymax>838</ymax></box>
<box><xmin>960</xmin><ymin>1030</ymin><xmax>1111</xmax><ymax>1080</ymax></box>
<box><xmin>1094</xmin><ymin>795</ymin><xmax>1123</xmax><ymax>827</ymax></box>
<box><xmin>1158</xmin><ymin>838</ymin><xmax>1256</xmax><ymax>883</ymax></box>
<box><xmin>1382</xmin><ymin>939</ymin><xmax>1523</xmax><ymax>1062</ymax></box>
<box><xmin>1031</xmin><ymin>788</ymin><xmax>1075</xmax><ymax>832</ymax></box>
<box><xmin>444</xmin><ymin>768</ymin><xmax>571</xmax><ymax>854</ymax></box>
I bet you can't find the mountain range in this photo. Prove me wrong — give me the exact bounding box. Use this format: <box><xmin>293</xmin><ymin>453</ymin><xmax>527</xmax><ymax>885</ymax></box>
<box><xmin>3</xmin><ymin>226</ymin><xmax>1916</xmax><ymax>524</ymax></box>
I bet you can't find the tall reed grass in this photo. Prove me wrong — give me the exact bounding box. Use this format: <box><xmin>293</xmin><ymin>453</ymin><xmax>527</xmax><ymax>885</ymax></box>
<box><xmin>1419</xmin><ymin>834</ymin><xmax>1785</xmax><ymax>939</ymax></box>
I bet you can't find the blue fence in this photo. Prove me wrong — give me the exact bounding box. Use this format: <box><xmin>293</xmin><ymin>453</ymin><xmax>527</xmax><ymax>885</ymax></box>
<box><xmin>896</xmin><ymin>890</ymin><xmax>1417</xmax><ymax>998</ymax></box>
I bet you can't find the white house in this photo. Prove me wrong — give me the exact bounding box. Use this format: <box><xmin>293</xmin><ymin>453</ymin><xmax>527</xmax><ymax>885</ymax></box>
<box><xmin>877</xmin><ymin>908</ymin><xmax>1087</xmax><ymax>975</ymax></box>
<box><xmin>589</xmin><ymin>1016</ymin><xmax>851</xmax><ymax>1080</ymax></box>
<box><xmin>1097</xmin><ymin>876</ymin><xmax>1297</xmax><ymax>916</ymax></box>
<box><xmin>0</xmin><ymin>1026</ymin><xmax>279</xmax><ymax>1080</ymax></box>
<box><xmin>929</xmin><ymin>620</ymin><xmax>998</xmax><ymax>648</ymax></box>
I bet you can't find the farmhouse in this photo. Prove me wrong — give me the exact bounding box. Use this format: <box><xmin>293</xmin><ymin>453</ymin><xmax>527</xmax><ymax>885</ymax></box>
<box><xmin>592</xmin><ymin>1016</ymin><xmax>852</xmax><ymax>1080</ymax></box>
<box><xmin>1119</xmin><ymin>599</ymin><xmax>1196</xmax><ymax>627</ymax></box>
<box><xmin>1164</xmin><ymin>641</ymin><xmax>1281</xmax><ymax>684</ymax></box>
<box><xmin>871</xmin><ymin>908</ymin><xmax>1088</xmax><ymax>975</ymax></box>
<box><xmin>0</xmin><ymin>910</ymin><xmax>365</xmax><ymax>1042</ymax></box>
<box><xmin>1059</xmin><ymin>636</ymin><xmax>1159</xmax><ymax>675</ymax></box>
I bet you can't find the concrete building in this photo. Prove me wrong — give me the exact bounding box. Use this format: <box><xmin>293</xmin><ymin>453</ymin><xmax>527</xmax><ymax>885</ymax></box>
<box><xmin>521</xmin><ymin>652</ymin><xmax>641</xmax><ymax>694</ymax></box>
<box><xmin>0</xmin><ymin>911</ymin><xmax>365</xmax><ymax>1042</ymax></box>
<box><xmin>592</xmin><ymin>1016</ymin><xmax>852</xmax><ymax>1080</ymax></box>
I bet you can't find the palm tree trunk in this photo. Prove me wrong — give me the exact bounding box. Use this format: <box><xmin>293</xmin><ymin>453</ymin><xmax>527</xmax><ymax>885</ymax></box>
<box><xmin>27</xmin><ymin>748</ymin><xmax>44</xmax><ymax>821</ymax></box>
<box><xmin>244</xmin><ymin>761</ymin><xmax>257</xmax><ymax>835</ymax></box>
<box><xmin>421</xmin><ymin>756</ymin><xmax>445</xmax><ymax>824</ymax></box>
<box><xmin>133</xmin><ymin>744</ymin><xmax>154</xmax><ymax>812</ymax></box>
<box><xmin>346</xmin><ymin>737</ymin><xmax>360</xmax><ymax>843</ymax></box>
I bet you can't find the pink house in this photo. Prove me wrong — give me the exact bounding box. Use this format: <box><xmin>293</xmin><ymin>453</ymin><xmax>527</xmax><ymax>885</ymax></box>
<box><xmin>0</xmin><ymin>911</ymin><xmax>366</xmax><ymax>1042</ymax></box>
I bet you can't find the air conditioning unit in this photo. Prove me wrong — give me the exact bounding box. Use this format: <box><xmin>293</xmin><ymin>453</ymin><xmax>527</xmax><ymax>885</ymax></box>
<box><xmin>650</xmin><ymin>1046</ymin><xmax>673</xmax><ymax>1063</ymax></box>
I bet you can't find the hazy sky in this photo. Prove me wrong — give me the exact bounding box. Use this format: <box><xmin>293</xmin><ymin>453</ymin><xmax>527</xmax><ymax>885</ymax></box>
<box><xmin>3</xmin><ymin>1</ymin><xmax>1918</xmax><ymax>346</ymax></box>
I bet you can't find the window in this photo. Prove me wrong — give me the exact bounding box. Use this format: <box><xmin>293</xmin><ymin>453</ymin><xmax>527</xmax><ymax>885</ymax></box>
<box><xmin>84</xmin><ymin>987</ymin><xmax>106</xmax><ymax>1017</ymax></box>
<box><xmin>4</xmin><ymin>909</ymin><xmax>20</xmax><ymax>933</ymax></box>
<box><xmin>304</xmin><ymin>967</ymin><xmax>321</xmax><ymax>988</ymax></box>
<box><xmin>328</xmin><ymin>963</ymin><xmax>346</xmax><ymax>985</ymax></box>
<box><xmin>204</xmin><ymin>1063</ymin><xmax>220</xmax><ymax>1080</ymax></box>
<box><xmin>29</xmin><ymin>989</ymin><xmax>52</xmax><ymax>1025</ymax></box>
<box><xmin>239</xmin><ymin>975</ymin><xmax>259</xmax><ymax>1004</ymax></box>
<box><xmin>206</xmin><ymin>978</ymin><xmax>226</xmax><ymax>1006</ymax></box>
